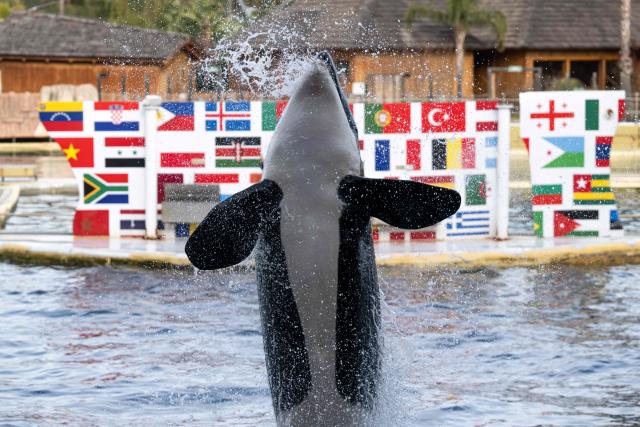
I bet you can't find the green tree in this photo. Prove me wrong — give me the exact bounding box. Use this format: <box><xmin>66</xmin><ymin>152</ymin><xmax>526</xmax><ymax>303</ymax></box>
<box><xmin>0</xmin><ymin>0</ymin><xmax>24</xmax><ymax>20</ymax></box>
<box><xmin>406</xmin><ymin>0</ymin><xmax>506</xmax><ymax>98</ymax></box>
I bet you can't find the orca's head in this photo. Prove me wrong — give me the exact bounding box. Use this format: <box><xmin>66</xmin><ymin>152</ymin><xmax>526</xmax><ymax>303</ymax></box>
<box><xmin>262</xmin><ymin>53</ymin><xmax>361</xmax><ymax>192</ymax></box>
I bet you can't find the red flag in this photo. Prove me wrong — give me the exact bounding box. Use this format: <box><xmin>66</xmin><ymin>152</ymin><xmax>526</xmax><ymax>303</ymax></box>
<box><xmin>406</xmin><ymin>139</ymin><xmax>421</xmax><ymax>170</ymax></box>
<box><xmin>195</xmin><ymin>173</ymin><xmax>239</xmax><ymax>184</ymax></box>
<box><xmin>157</xmin><ymin>173</ymin><xmax>183</xmax><ymax>203</ymax></box>
<box><xmin>73</xmin><ymin>210</ymin><xmax>109</xmax><ymax>236</ymax></box>
<box><xmin>422</xmin><ymin>102</ymin><xmax>466</xmax><ymax>133</ymax></box>
<box><xmin>56</xmin><ymin>137</ymin><xmax>94</xmax><ymax>168</ymax></box>
<box><xmin>160</xmin><ymin>153</ymin><xmax>205</xmax><ymax>168</ymax></box>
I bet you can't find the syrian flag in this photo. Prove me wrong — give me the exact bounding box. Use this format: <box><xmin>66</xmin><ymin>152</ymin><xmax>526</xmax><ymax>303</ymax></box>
<box><xmin>104</xmin><ymin>144</ymin><xmax>145</xmax><ymax>168</ymax></box>
<box><xmin>530</xmin><ymin>136</ymin><xmax>584</xmax><ymax>169</ymax></box>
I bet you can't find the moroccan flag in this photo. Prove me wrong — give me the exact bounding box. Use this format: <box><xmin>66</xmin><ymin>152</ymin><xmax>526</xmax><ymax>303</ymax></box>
<box><xmin>215</xmin><ymin>137</ymin><xmax>261</xmax><ymax>168</ymax></box>
<box><xmin>465</xmin><ymin>174</ymin><xmax>487</xmax><ymax>206</ymax></box>
<box><xmin>73</xmin><ymin>210</ymin><xmax>109</xmax><ymax>236</ymax></box>
<box><xmin>39</xmin><ymin>102</ymin><xmax>84</xmax><ymax>132</ymax></box>
<box><xmin>262</xmin><ymin>101</ymin><xmax>288</xmax><ymax>131</ymax></box>
<box><xmin>532</xmin><ymin>184</ymin><xmax>562</xmax><ymax>205</ymax></box>
<box><xmin>422</xmin><ymin>102</ymin><xmax>466</xmax><ymax>133</ymax></box>
<box><xmin>595</xmin><ymin>136</ymin><xmax>612</xmax><ymax>167</ymax></box>
<box><xmin>536</xmin><ymin>136</ymin><xmax>584</xmax><ymax>168</ymax></box>
<box><xmin>554</xmin><ymin>210</ymin><xmax>599</xmax><ymax>237</ymax></box>
<box><xmin>585</xmin><ymin>99</ymin><xmax>600</xmax><ymax>130</ymax></box>
<box><xmin>56</xmin><ymin>137</ymin><xmax>94</xmax><ymax>168</ymax></box>
<box><xmin>573</xmin><ymin>174</ymin><xmax>615</xmax><ymax>205</ymax></box>
<box><xmin>83</xmin><ymin>173</ymin><xmax>129</xmax><ymax>204</ymax></box>
<box><xmin>533</xmin><ymin>211</ymin><xmax>543</xmax><ymax>237</ymax></box>
<box><xmin>410</xmin><ymin>175</ymin><xmax>455</xmax><ymax>189</ymax></box>
<box><xmin>365</xmin><ymin>103</ymin><xmax>410</xmax><ymax>134</ymax></box>
<box><xmin>432</xmin><ymin>138</ymin><xmax>476</xmax><ymax>170</ymax></box>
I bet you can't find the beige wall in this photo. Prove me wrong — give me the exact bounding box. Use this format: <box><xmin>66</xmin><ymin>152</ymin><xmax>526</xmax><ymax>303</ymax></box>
<box><xmin>0</xmin><ymin>50</ymin><xmax>195</xmax><ymax>100</ymax></box>
<box><xmin>343</xmin><ymin>50</ymin><xmax>475</xmax><ymax>100</ymax></box>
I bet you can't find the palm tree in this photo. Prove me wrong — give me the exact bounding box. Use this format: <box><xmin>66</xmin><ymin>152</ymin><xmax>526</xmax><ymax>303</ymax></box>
<box><xmin>620</xmin><ymin>0</ymin><xmax>632</xmax><ymax>96</ymax></box>
<box><xmin>406</xmin><ymin>0</ymin><xmax>506</xmax><ymax>98</ymax></box>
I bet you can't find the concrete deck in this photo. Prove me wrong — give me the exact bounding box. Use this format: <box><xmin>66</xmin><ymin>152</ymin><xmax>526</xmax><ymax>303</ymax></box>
<box><xmin>2</xmin><ymin>233</ymin><xmax>640</xmax><ymax>270</ymax></box>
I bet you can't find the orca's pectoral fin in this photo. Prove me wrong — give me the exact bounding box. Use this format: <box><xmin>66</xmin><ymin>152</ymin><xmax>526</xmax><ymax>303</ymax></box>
<box><xmin>338</xmin><ymin>175</ymin><xmax>461</xmax><ymax>229</ymax></box>
<box><xmin>185</xmin><ymin>180</ymin><xmax>282</xmax><ymax>270</ymax></box>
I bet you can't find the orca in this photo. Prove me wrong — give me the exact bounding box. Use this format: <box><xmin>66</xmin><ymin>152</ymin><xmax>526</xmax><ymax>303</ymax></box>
<box><xmin>185</xmin><ymin>52</ymin><xmax>461</xmax><ymax>426</ymax></box>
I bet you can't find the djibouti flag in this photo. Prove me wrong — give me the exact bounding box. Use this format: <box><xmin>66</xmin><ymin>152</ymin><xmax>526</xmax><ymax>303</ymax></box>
<box><xmin>534</xmin><ymin>136</ymin><xmax>584</xmax><ymax>168</ymax></box>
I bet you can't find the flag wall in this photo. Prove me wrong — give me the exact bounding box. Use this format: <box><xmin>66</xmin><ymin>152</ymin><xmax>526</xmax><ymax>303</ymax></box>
<box><xmin>40</xmin><ymin>100</ymin><xmax>499</xmax><ymax>239</ymax></box>
<box><xmin>520</xmin><ymin>91</ymin><xmax>624</xmax><ymax>238</ymax></box>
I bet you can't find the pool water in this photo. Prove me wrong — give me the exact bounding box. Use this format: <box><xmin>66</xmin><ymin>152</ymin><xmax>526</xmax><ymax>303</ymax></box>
<box><xmin>1</xmin><ymin>262</ymin><xmax>639</xmax><ymax>425</ymax></box>
<box><xmin>3</xmin><ymin>189</ymin><xmax>640</xmax><ymax>236</ymax></box>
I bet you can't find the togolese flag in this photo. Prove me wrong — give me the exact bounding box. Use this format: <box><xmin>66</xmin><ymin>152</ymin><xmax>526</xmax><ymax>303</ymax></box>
<box><xmin>365</xmin><ymin>103</ymin><xmax>410</xmax><ymax>134</ymax></box>
<box><xmin>573</xmin><ymin>174</ymin><xmax>615</xmax><ymax>205</ymax></box>
<box><xmin>262</xmin><ymin>101</ymin><xmax>288</xmax><ymax>131</ymax></box>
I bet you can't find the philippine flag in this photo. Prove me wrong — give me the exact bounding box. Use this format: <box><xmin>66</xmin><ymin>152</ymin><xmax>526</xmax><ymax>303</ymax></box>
<box><xmin>94</xmin><ymin>102</ymin><xmax>140</xmax><ymax>132</ymax></box>
<box><xmin>158</xmin><ymin>102</ymin><xmax>195</xmax><ymax>131</ymax></box>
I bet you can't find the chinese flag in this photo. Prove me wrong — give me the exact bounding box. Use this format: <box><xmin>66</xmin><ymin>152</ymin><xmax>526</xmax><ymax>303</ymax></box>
<box><xmin>73</xmin><ymin>210</ymin><xmax>109</xmax><ymax>236</ymax></box>
<box><xmin>422</xmin><ymin>102</ymin><xmax>466</xmax><ymax>133</ymax></box>
<box><xmin>56</xmin><ymin>138</ymin><xmax>94</xmax><ymax>168</ymax></box>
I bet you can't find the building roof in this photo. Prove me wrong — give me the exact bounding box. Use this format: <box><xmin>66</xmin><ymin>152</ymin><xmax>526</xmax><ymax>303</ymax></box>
<box><xmin>231</xmin><ymin>0</ymin><xmax>640</xmax><ymax>51</ymax></box>
<box><xmin>0</xmin><ymin>12</ymin><xmax>192</xmax><ymax>62</ymax></box>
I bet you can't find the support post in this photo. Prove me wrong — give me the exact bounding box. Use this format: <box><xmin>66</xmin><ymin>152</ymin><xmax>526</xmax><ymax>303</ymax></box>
<box><xmin>142</xmin><ymin>95</ymin><xmax>162</xmax><ymax>239</ymax></box>
<box><xmin>496</xmin><ymin>104</ymin><xmax>512</xmax><ymax>240</ymax></box>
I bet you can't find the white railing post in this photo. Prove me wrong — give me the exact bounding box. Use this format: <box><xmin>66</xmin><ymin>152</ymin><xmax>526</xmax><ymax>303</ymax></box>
<box><xmin>142</xmin><ymin>95</ymin><xmax>162</xmax><ymax>239</ymax></box>
<box><xmin>496</xmin><ymin>104</ymin><xmax>512</xmax><ymax>240</ymax></box>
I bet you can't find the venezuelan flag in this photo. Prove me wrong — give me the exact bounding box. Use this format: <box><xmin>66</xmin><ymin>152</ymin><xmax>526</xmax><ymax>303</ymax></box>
<box><xmin>39</xmin><ymin>102</ymin><xmax>84</xmax><ymax>132</ymax></box>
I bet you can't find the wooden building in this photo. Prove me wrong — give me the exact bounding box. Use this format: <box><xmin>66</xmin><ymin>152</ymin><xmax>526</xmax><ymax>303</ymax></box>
<box><xmin>235</xmin><ymin>0</ymin><xmax>640</xmax><ymax>101</ymax></box>
<box><xmin>0</xmin><ymin>12</ymin><xmax>201</xmax><ymax>100</ymax></box>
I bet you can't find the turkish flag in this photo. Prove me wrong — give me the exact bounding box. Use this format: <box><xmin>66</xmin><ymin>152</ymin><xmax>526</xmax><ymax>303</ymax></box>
<box><xmin>422</xmin><ymin>102</ymin><xmax>466</xmax><ymax>133</ymax></box>
<box><xmin>73</xmin><ymin>210</ymin><xmax>109</xmax><ymax>236</ymax></box>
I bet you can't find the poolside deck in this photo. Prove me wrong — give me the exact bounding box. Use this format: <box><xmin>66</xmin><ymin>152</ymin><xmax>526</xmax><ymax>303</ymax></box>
<box><xmin>2</xmin><ymin>232</ymin><xmax>640</xmax><ymax>269</ymax></box>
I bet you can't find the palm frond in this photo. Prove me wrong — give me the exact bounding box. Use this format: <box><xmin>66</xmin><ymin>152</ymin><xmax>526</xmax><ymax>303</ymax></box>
<box><xmin>405</xmin><ymin>5</ymin><xmax>450</xmax><ymax>28</ymax></box>
<box><xmin>465</xmin><ymin>9</ymin><xmax>507</xmax><ymax>50</ymax></box>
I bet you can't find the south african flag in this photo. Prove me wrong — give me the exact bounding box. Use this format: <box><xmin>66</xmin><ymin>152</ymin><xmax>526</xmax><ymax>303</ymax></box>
<box><xmin>83</xmin><ymin>173</ymin><xmax>129</xmax><ymax>204</ymax></box>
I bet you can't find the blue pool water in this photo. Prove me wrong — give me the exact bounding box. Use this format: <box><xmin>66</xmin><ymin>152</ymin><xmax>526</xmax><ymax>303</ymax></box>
<box><xmin>1</xmin><ymin>262</ymin><xmax>639</xmax><ymax>425</ymax></box>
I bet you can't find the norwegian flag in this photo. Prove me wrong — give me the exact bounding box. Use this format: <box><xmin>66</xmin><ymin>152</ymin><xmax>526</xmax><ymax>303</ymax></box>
<box><xmin>205</xmin><ymin>101</ymin><xmax>252</xmax><ymax>131</ymax></box>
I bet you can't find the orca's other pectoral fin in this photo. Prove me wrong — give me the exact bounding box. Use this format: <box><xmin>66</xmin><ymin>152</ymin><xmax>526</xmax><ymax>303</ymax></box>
<box><xmin>338</xmin><ymin>175</ymin><xmax>461</xmax><ymax>229</ymax></box>
<box><xmin>185</xmin><ymin>180</ymin><xmax>282</xmax><ymax>270</ymax></box>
